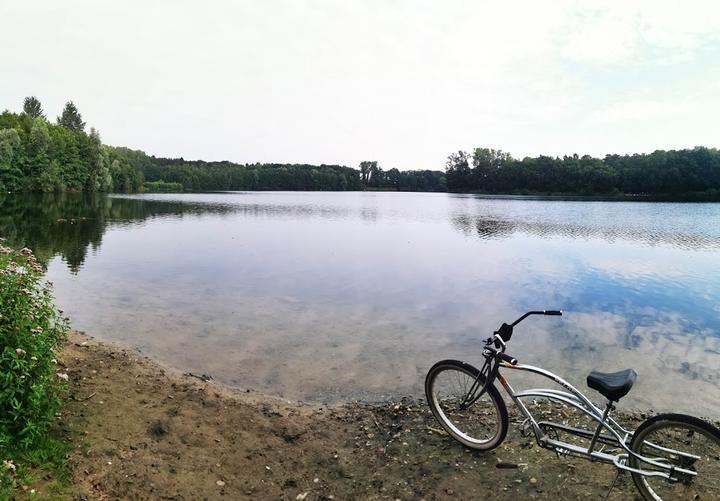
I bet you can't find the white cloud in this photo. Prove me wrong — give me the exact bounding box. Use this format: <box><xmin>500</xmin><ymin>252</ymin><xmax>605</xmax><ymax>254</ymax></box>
<box><xmin>1</xmin><ymin>0</ymin><xmax>719</xmax><ymax>168</ymax></box>
<box><xmin>589</xmin><ymin>99</ymin><xmax>688</xmax><ymax>124</ymax></box>
<box><xmin>557</xmin><ymin>0</ymin><xmax>720</xmax><ymax>65</ymax></box>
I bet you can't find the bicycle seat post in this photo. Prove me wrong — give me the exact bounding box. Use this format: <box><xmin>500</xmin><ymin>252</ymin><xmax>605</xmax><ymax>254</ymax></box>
<box><xmin>588</xmin><ymin>401</ymin><xmax>615</xmax><ymax>453</ymax></box>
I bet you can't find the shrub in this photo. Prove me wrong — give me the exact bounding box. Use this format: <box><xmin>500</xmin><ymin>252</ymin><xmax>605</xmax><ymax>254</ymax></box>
<box><xmin>143</xmin><ymin>180</ymin><xmax>184</xmax><ymax>193</ymax></box>
<box><xmin>0</xmin><ymin>240</ymin><xmax>69</xmax><ymax>452</ymax></box>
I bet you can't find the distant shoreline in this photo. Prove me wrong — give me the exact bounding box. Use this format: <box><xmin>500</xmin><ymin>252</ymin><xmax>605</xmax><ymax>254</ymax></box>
<box><xmin>446</xmin><ymin>191</ymin><xmax>720</xmax><ymax>202</ymax></box>
<box><xmin>6</xmin><ymin>189</ymin><xmax>720</xmax><ymax>202</ymax></box>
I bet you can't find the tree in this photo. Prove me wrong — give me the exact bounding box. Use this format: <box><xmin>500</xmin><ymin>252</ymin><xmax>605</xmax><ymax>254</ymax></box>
<box><xmin>0</xmin><ymin>128</ymin><xmax>21</xmax><ymax>164</ymax></box>
<box><xmin>28</xmin><ymin>118</ymin><xmax>51</xmax><ymax>182</ymax></box>
<box><xmin>38</xmin><ymin>160</ymin><xmax>64</xmax><ymax>192</ymax></box>
<box><xmin>359</xmin><ymin>161</ymin><xmax>377</xmax><ymax>186</ymax></box>
<box><xmin>23</xmin><ymin>96</ymin><xmax>45</xmax><ymax>119</ymax></box>
<box><xmin>445</xmin><ymin>151</ymin><xmax>471</xmax><ymax>190</ymax></box>
<box><xmin>0</xmin><ymin>128</ymin><xmax>23</xmax><ymax>190</ymax></box>
<box><xmin>57</xmin><ymin>101</ymin><xmax>85</xmax><ymax>131</ymax></box>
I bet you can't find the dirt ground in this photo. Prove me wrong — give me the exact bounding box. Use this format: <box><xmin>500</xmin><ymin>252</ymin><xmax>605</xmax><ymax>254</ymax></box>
<box><xmin>22</xmin><ymin>332</ymin><xmax>654</xmax><ymax>500</ymax></box>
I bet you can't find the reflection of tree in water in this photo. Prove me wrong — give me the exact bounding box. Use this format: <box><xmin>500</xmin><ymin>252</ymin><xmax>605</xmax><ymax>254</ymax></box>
<box><xmin>0</xmin><ymin>194</ymin><xmax>236</xmax><ymax>273</ymax></box>
<box><xmin>0</xmin><ymin>194</ymin><xmax>359</xmax><ymax>273</ymax></box>
<box><xmin>451</xmin><ymin>212</ymin><xmax>720</xmax><ymax>250</ymax></box>
<box><xmin>452</xmin><ymin>215</ymin><xmax>514</xmax><ymax>239</ymax></box>
<box><xmin>0</xmin><ymin>193</ymin><xmax>104</xmax><ymax>272</ymax></box>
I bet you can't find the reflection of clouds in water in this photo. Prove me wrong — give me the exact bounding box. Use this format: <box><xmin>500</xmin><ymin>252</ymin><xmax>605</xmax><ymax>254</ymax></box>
<box><xmin>507</xmin><ymin>311</ymin><xmax>720</xmax><ymax>416</ymax></box>
<box><xmin>20</xmin><ymin>192</ymin><xmax>720</xmax><ymax>417</ymax></box>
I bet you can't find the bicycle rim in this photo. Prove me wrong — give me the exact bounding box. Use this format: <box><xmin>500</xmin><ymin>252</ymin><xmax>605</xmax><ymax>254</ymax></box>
<box><xmin>425</xmin><ymin>360</ymin><xmax>507</xmax><ymax>450</ymax></box>
<box><xmin>630</xmin><ymin>414</ymin><xmax>720</xmax><ymax>501</ymax></box>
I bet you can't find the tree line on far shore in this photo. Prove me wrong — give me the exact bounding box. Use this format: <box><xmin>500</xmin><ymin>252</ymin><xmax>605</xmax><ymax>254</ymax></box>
<box><xmin>2</xmin><ymin>97</ymin><xmax>720</xmax><ymax>198</ymax></box>
<box><xmin>445</xmin><ymin>147</ymin><xmax>720</xmax><ymax>198</ymax></box>
<box><xmin>1</xmin><ymin>97</ymin><xmax>443</xmax><ymax>193</ymax></box>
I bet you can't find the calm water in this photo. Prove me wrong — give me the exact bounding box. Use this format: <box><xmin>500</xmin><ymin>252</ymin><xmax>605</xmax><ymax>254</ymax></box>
<box><xmin>1</xmin><ymin>192</ymin><xmax>719</xmax><ymax>415</ymax></box>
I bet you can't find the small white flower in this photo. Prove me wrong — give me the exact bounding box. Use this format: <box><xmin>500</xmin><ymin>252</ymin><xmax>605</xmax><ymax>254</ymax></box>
<box><xmin>56</xmin><ymin>373</ymin><xmax>69</xmax><ymax>381</ymax></box>
<box><xmin>15</xmin><ymin>348</ymin><xmax>26</xmax><ymax>356</ymax></box>
<box><xmin>30</xmin><ymin>356</ymin><xmax>37</xmax><ymax>361</ymax></box>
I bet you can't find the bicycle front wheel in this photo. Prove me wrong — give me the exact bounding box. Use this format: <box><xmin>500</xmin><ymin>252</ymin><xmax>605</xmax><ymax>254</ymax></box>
<box><xmin>425</xmin><ymin>359</ymin><xmax>508</xmax><ymax>450</ymax></box>
<box><xmin>630</xmin><ymin>413</ymin><xmax>720</xmax><ymax>500</ymax></box>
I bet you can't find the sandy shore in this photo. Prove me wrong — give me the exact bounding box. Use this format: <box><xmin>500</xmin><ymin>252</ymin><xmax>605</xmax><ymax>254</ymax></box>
<box><xmin>42</xmin><ymin>332</ymin><xmax>652</xmax><ymax>500</ymax></box>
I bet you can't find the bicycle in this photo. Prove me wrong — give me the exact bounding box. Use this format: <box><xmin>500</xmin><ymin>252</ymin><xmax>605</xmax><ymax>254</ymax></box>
<box><xmin>425</xmin><ymin>310</ymin><xmax>720</xmax><ymax>500</ymax></box>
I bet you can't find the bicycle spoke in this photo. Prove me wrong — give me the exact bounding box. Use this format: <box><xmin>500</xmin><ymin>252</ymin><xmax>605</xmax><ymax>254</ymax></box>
<box><xmin>631</xmin><ymin>417</ymin><xmax>720</xmax><ymax>500</ymax></box>
<box><xmin>428</xmin><ymin>363</ymin><xmax>503</xmax><ymax>446</ymax></box>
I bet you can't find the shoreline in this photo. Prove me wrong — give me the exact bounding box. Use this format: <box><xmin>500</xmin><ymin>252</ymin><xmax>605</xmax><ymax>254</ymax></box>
<box><xmin>41</xmin><ymin>331</ymin><xmax>658</xmax><ymax>499</ymax></box>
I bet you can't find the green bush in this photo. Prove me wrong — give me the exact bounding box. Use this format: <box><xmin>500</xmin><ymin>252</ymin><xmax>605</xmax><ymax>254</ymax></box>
<box><xmin>0</xmin><ymin>240</ymin><xmax>69</xmax><ymax>452</ymax></box>
<box><xmin>143</xmin><ymin>180</ymin><xmax>184</xmax><ymax>193</ymax></box>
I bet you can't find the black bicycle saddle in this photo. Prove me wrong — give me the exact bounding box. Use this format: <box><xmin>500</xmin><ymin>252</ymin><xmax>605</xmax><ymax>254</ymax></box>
<box><xmin>587</xmin><ymin>369</ymin><xmax>637</xmax><ymax>402</ymax></box>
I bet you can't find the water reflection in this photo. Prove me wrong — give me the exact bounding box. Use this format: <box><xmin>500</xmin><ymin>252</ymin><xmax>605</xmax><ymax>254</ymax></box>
<box><xmin>451</xmin><ymin>210</ymin><xmax>720</xmax><ymax>250</ymax></box>
<box><xmin>0</xmin><ymin>192</ymin><xmax>718</xmax><ymax>416</ymax></box>
<box><xmin>0</xmin><ymin>193</ymin><xmax>241</xmax><ymax>272</ymax></box>
<box><xmin>2</xmin><ymin>193</ymin><xmax>719</xmax><ymax>274</ymax></box>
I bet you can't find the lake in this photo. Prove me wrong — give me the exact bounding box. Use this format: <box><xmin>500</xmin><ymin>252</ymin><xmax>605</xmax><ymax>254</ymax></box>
<box><xmin>1</xmin><ymin>192</ymin><xmax>719</xmax><ymax>415</ymax></box>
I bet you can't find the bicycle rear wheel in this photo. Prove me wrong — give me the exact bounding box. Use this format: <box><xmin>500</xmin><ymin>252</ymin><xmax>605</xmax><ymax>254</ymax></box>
<box><xmin>425</xmin><ymin>359</ymin><xmax>508</xmax><ymax>450</ymax></box>
<box><xmin>629</xmin><ymin>413</ymin><xmax>720</xmax><ymax>500</ymax></box>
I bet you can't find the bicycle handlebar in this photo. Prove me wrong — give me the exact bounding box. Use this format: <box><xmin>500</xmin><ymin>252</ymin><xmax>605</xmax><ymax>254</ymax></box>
<box><xmin>509</xmin><ymin>309</ymin><xmax>563</xmax><ymax>327</ymax></box>
<box><xmin>488</xmin><ymin>309</ymin><xmax>563</xmax><ymax>351</ymax></box>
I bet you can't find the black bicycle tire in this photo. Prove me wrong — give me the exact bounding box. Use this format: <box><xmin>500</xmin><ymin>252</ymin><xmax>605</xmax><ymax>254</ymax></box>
<box><xmin>425</xmin><ymin>359</ymin><xmax>508</xmax><ymax>451</ymax></box>
<box><xmin>629</xmin><ymin>412</ymin><xmax>720</xmax><ymax>501</ymax></box>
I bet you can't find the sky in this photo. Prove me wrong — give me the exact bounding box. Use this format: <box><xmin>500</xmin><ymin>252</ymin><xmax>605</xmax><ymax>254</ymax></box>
<box><xmin>2</xmin><ymin>0</ymin><xmax>720</xmax><ymax>171</ymax></box>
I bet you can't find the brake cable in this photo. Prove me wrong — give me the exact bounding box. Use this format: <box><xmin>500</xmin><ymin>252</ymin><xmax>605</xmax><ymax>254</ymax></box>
<box><xmin>459</xmin><ymin>348</ymin><xmax>500</xmax><ymax>409</ymax></box>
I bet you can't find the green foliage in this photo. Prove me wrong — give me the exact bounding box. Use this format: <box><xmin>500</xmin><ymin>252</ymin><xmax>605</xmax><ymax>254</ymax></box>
<box><xmin>9</xmin><ymin>98</ymin><xmax>720</xmax><ymax>197</ymax></box>
<box><xmin>358</xmin><ymin>160</ymin><xmax>446</xmax><ymax>192</ymax></box>
<box><xmin>0</xmin><ymin>239</ymin><xmax>70</xmax><ymax>500</ymax></box>
<box><xmin>22</xmin><ymin>96</ymin><xmax>45</xmax><ymax>119</ymax></box>
<box><xmin>0</xmin><ymin>102</ymin><xmax>123</xmax><ymax>193</ymax></box>
<box><xmin>118</xmin><ymin>148</ymin><xmax>364</xmax><ymax>191</ymax></box>
<box><xmin>0</xmin><ymin>243</ymin><xmax>69</xmax><ymax>453</ymax></box>
<box><xmin>359</xmin><ymin>161</ymin><xmax>377</xmax><ymax>186</ymax></box>
<box><xmin>144</xmin><ymin>180</ymin><xmax>183</xmax><ymax>192</ymax></box>
<box><xmin>0</xmin><ymin>192</ymin><xmax>112</xmax><ymax>272</ymax></box>
<box><xmin>2</xmin><ymin>97</ymin><xmax>427</xmax><ymax>194</ymax></box>
<box><xmin>108</xmin><ymin>158</ymin><xmax>144</xmax><ymax>193</ymax></box>
<box><xmin>38</xmin><ymin>160</ymin><xmax>65</xmax><ymax>193</ymax></box>
<box><xmin>446</xmin><ymin>147</ymin><xmax>720</xmax><ymax>197</ymax></box>
<box><xmin>56</xmin><ymin>101</ymin><xmax>85</xmax><ymax>132</ymax></box>
<box><xmin>0</xmin><ymin>128</ymin><xmax>23</xmax><ymax>192</ymax></box>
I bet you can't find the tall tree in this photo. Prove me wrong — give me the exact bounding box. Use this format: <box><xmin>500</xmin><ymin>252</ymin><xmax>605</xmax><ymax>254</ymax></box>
<box><xmin>57</xmin><ymin>101</ymin><xmax>85</xmax><ymax>131</ymax></box>
<box><xmin>23</xmin><ymin>96</ymin><xmax>45</xmax><ymax>119</ymax></box>
<box><xmin>359</xmin><ymin>161</ymin><xmax>377</xmax><ymax>186</ymax></box>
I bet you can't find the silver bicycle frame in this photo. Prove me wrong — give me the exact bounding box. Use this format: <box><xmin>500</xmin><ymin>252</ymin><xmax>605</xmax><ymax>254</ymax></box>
<box><xmin>495</xmin><ymin>361</ymin><xmax>700</xmax><ymax>480</ymax></box>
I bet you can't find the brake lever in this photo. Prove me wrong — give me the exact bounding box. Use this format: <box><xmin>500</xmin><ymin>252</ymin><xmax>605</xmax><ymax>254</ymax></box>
<box><xmin>493</xmin><ymin>333</ymin><xmax>507</xmax><ymax>351</ymax></box>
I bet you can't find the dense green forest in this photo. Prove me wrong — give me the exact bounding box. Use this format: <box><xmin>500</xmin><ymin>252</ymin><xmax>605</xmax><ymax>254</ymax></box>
<box><xmin>4</xmin><ymin>97</ymin><xmax>437</xmax><ymax>193</ymax></box>
<box><xmin>446</xmin><ymin>147</ymin><xmax>720</xmax><ymax>198</ymax></box>
<box><xmin>0</xmin><ymin>98</ymin><xmax>366</xmax><ymax>193</ymax></box>
<box><xmin>359</xmin><ymin>161</ymin><xmax>446</xmax><ymax>192</ymax></box>
<box><xmin>0</xmin><ymin>98</ymin><xmax>143</xmax><ymax>193</ymax></box>
<box><xmin>3</xmin><ymin>97</ymin><xmax>720</xmax><ymax>197</ymax></box>
<box><xmin>137</xmin><ymin>154</ymin><xmax>363</xmax><ymax>191</ymax></box>
<box><xmin>134</xmin><ymin>157</ymin><xmax>446</xmax><ymax>192</ymax></box>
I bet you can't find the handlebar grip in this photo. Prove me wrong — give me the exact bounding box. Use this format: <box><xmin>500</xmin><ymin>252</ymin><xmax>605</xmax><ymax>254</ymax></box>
<box><xmin>544</xmin><ymin>310</ymin><xmax>563</xmax><ymax>316</ymax></box>
<box><xmin>498</xmin><ymin>353</ymin><xmax>518</xmax><ymax>365</ymax></box>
